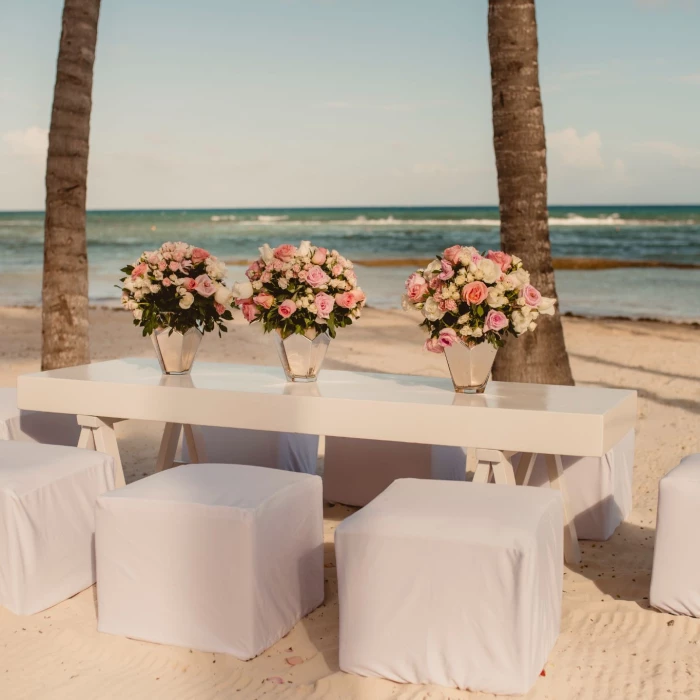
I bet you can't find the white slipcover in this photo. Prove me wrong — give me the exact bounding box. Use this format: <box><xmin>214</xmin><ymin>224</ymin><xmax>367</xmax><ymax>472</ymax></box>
<box><xmin>96</xmin><ymin>463</ymin><xmax>324</xmax><ymax>658</ymax></box>
<box><xmin>0</xmin><ymin>387</ymin><xmax>81</xmax><ymax>445</ymax></box>
<box><xmin>336</xmin><ymin>479</ymin><xmax>563</xmax><ymax>695</ymax></box>
<box><xmin>324</xmin><ymin>437</ymin><xmax>467</xmax><ymax>506</ymax></box>
<box><xmin>650</xmin><ymin>453</ymin><xmax>700</xmax><ymax>617</ymax></box>
<box><xmin>514</xmin><ymin>429</ymin><xmax>635</xmax><ymax>541</ymax></box>
<box><xmin>0</xmin><ymin>441</ymin><xmax>115</xmax><ymax>615</ymax></box>
<box><xmin>181</xmin><ymin>426</ymin><xmax>319</xmax><ymax>474</ymax></box>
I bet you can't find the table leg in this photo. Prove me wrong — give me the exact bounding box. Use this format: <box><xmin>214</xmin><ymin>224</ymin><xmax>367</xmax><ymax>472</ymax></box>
<box><xmin>473</xmin><ymin>461</ymin><xmax>492</xmax><ymax>483</ymax></box>
<box><xmin>545</xmin><ymin>453</ymin><xmax>581</xmax><ymax>565</ymax></box>
<box><xmin>516</xmin><ymin>452</ymin><xmax>537</xmax><ymax>486</ymax></box>
<box><xmin>475</xmin><ymin>449</ymin><xmax>516</xmax><ymax>485</ymax></box>
<box><xmin>182</xmin><ymin>424</ymin><xmax>208</xmax><ymax>464</ymax></box>
<box><xmin>76</xmin><ymin>415</ymin><xmax>126</xmax><ymax>488</ymax></box>
<box><xmin>156</xmin><ymin>422</ymin><xmax>182</xmax><ymax>472</ymax></box>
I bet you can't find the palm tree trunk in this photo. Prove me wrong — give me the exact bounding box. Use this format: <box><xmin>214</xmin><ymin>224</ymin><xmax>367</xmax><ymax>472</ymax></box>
<box><xmin>41</xmin><ymin>0</ymin><xmax>100</xmax><ymax>370</ymax></box>
<box><xmin>487</xmin><ymin>0</ymin><xmax>574</xmax><ymax>385</ymax></box>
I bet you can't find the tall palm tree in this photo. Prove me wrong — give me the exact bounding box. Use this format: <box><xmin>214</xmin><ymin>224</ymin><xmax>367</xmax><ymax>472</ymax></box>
<box><xmin>41</xmin><ymin>0</ymin><xmax>101</xmax><ymax>370</ymax></box>
<box><xmin>487</xmin><ymin>0</ymin><xmax>574</xmax><ymax>385</ymax></box>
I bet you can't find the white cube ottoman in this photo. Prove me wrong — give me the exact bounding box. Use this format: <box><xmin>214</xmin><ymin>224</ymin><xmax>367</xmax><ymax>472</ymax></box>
<box><xmin>324</xmin><ymin>437</ymin><xmax>467</xmax><ymax>506</ymax></box>
<box><xmin>0</xmin><ymin>441</ymin><xmax>115</xmax><ymax>615</ymax></box>
<box><xmin>514</xmin><ymin>429</ymin><xmax>635</xmax><ymax>541</ymax></box>
<box><xmin>181</xmin><ymin>426</ymin><xmax>319</xmax><ymax>474</ymax></box>
<box><xmin>0</xmin><ymin>387</ymin><xmax>81</xmax><ymax>446</ymax></box>
<box><xmin>336</xmin><ymin>479</ymin><xmax>563</xmax><ymax>695</ymax></box>
<box><xmin>650</xmin><ymin>454</ymin><xmax>700</xmax><ymax>616</ymax></box>
<box><xmin>96</xmin><ymin>463</ymin><xmax>324</xmax><ymax>658</ymax></box>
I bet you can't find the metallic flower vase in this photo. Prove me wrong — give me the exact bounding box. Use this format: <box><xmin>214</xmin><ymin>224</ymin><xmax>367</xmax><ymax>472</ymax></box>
<box><xmin>273</xmin><ymin>330</ymin><xmax>330</xmax><ymax>382</ymax></box>
<box><xmin>443</xmin><ymin>340</ymin><xmax>498</xmax><ymax>394</ymax></box>
<box><xmin>151</xmin><ymin>326</ymin><xmax>203</xmax><ymax>375</ymax></box>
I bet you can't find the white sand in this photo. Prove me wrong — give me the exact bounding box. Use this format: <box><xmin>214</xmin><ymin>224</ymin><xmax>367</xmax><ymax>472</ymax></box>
<box><xmin>0</xmin><ymin>306</ymin><xmax>699</xmax><ymax>699</ymax></box>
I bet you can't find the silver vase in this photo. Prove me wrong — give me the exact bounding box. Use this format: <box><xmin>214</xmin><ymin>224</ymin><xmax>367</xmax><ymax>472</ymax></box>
<box><xmin>443</xmin><ymin>340</ymin><xmax>498</xmax><ymax>394</ymax></box>
<box><xmin>151</xmin><ymin>326</ymin><xmax>203</xmax><ymax>375</ymax></box>
<box><xmin>273</xmin><ymin>330</ymin><xmax>330</xmax><ymax>382</ymax></box>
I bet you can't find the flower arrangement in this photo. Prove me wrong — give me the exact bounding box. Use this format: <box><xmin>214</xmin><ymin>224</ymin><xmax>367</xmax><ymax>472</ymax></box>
<box><xmin>119</xmin><ymin>241</ymin><xmax>235</xmax><ymax>336</ymax></box>
<box><xmin>233</xmin><ymin>240</ymin><xmax>366</xmax><ymax>338</ymax></box>
<box><xmin>402</xmin><ymin>245</ymin><xmax>556</xmax><ymax>352</ymax></box>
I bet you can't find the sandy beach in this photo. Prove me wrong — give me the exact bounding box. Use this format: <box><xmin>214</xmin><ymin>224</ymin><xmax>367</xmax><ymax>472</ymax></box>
<box><xmin>1</xmin><ymin>306</ymin><xmax>699</xmax><ymax>699</ymax></box>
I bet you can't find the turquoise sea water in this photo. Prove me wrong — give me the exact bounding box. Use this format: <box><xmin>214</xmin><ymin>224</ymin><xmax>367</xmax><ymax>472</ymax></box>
<box><xmin>1</xmin><ymin>206</ymin><xmax>698</xmax><ymax>321</ymax></box>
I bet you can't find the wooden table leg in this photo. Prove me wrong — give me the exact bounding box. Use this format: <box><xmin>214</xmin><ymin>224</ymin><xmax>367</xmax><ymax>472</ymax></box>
<box><xmin>475</xmin><ymin>449</ymin><xmax>516</xmax><ymax>485</ymax></box>
<box><xmin>516</xmin><ymin>452</ymin><xmax>537</xmax><ymax>486</ymax></box>
<box><xmin>545</xmin><ymin>453</ymin><xmax>581</xmax><ymax>565</ymax></box>
<box><xmin>76</xmin><ymin>415</ymin><xmax>126</xmax><ymax>488</ymax></box>
<box><xmin>182</xmin><ymin>424</ymin><xmax>208</xmax><ymax>464</ymax></box>
<box><xmin>156</xmin><ymin>422</ymin><xmax>182</xmax><ymax>472</ymax></box>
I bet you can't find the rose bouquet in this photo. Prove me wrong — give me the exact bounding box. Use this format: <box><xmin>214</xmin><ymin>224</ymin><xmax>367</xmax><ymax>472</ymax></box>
<box><xmin>233</xmin><ymin>240</ymin><xmax>366</xmax><ymax>339</ymax></box>
<box><xmin>119</xmin><ymin>241</ymin><xmax>235</xmax><ymax>337</ymax></box>
<box><xmin>403</xmin><ymin>245</ymin><xmax>556</xmax><ymax>353</ymax></box>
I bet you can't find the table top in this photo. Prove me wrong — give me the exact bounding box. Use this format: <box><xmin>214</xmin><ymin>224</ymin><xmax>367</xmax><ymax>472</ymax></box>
<box><xmin>18</xmin><ymin>359</ymin><xmax>637</xmax><ymax>456</ymax></box>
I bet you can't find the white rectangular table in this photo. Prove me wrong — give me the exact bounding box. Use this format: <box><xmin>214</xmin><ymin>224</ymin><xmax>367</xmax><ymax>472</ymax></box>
<box><xmin>17</xmin><ymin>358</ymin><xmax>637</xmax><ymax>564</ymax></box>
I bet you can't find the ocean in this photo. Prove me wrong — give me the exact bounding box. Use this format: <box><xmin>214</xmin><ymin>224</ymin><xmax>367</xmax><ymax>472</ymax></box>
<box><xmin>1</xmin><ymin>205</ymin><xmax>698</xmax><ymax>321</ymax></box>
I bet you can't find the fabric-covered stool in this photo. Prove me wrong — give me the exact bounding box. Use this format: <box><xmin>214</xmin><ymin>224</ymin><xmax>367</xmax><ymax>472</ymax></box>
<box><xmin>511</xmin><ymin>429</ymin><xmax>635</xmax><ymax>541</ymax></box>
<box><xmin>181</xmin><ymin>426</ymin><xmax>319</xmax><ymax>474</ymax></box>
<box><xmin>650</xmin><ymin>453</ymin><xmax>700</xmax><ymax>617</ymax></box>
<box><xmin>0</xmin><ymin>441</ymin><xmax>115</xmax><ymax>615</ymax></box>
<box><xmin>0</xmin><ymin>387</ymin><xmax>81</xmax><ymax>445</ymax></box>
<box><xmin>96</xmin><ymin>463</ymin><xmax>324</xmax><ymax>658</ymax></box>
<box><xmin>336</xmin><ymin>479</ymin><xmax>563</xmax><ymax>695</ymax></box>
<box><xmin>323</xmin><ymin>437</ymin><xmax>467</xmax><ymax>506</ymax></box>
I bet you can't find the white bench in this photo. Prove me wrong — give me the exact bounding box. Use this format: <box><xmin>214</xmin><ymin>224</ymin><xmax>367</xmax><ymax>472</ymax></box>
<box><xmin>336</xmin><ymin>478</ymin><xmax>563</xmax><ymax>694</ymax></box>
<box><xmin>96</xmin><ymin>463</ymin><xmax>324</xmax><ymax>658</ymax></box>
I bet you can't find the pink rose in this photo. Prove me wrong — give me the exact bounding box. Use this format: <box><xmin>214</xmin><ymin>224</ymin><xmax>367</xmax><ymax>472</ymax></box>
<box><xmin>424</xmin><ymin>337</ymin><xmax>444</xmax><ymax>354</ymax></box>
<box><xmin>242</xmin><ymin>301</ymin><xmax>260</xmax><ymax>322</ymax></box>
<box><xmin>335</xmin><ymin>291</ymin><xmax>357</xmax><ymax>309</ymax></box>
<box><xmin>191</xmin><ymin>247</ymin><xmax>210</xmax><ymax>264</ymax></box>
<box><xmin>438</xmin><ymin>328</ymin><xmax>458</xmax><ymax>347</ymax></box>
<box><xmin>311</xmin><ymin>247</ymin><xmax>328</xmax><ymax>265</ymax></box>
<box><xmin>332</xmin><ymin>263</ymin><xmax>343</xmax><ymax>277</ymax></box>
<box><xmin>131</xmin><ymin>263</ymin><xmax>148</xmax><ymax>278</ymax></box>
<box><xmin>306</xmin><ymin>265</ymin><xmax>331</xmax><ymax>288</ymax></box>
<box><xmin>462</xmin><ymin>281</ymin><xmax>488</xmax><ymax>305</ymax></box>
<box><xmin>162</xmin><ymin>278</ymin><xmax>172</xmax><ymax>287</ymax></box>
<box><xmin>246</xmin><ymin>261</ymin><xmax>261</xmax><ymax>280</ymax></box>
<box><xmin>345</xmin><ymin>269</ymin><xmax>357</xmax><ymax>286</ymax></box>
<box><xmin>158</xmin><ymin>260</ymin><xmax>167</xmax><ymax>271</ymax></box>
<box><xmin>214</xmin><ymin>302</ymin><xmax>225</xmax><ymax>315</ymax></box>
<box><xmin>405</xmin><ymin>273</ymin><xmax>429</xmax><ymax>303</ymax></box>
<box><xmin>429</xmin><ymin>276</ymin><xmax>443</xmax><ymax>291</ymax></box>
<box><xmin>278</xmin><ymin>299</ymin><xmax>297</xmax><ymax>318</ymax></box>
<box><xmin>274</xmin><ymin>244</ymin><xmax>297</xmax><ymax>262</ymax></box>
<box><xmin>522</xmin><ymin>284</ymin><xmax>542</xmax><ymax>307</ymax></box>
<box><xmin>438</xmin><ymin>298</ymin><xmax>458</xmax><ymax>313</ymax></box>
<box><xmin>351</xmin><ymin>288</ymin><xmax>366</xmax><ymax>305</ymax></box>
<box><xmin>194</xmin><ymin>274</ymin><xmax>216</xmax><ymax>297</ymax></box>
<box><xmin>260</xmin><ymin>271</ymin><xmax>272</xmax><ymax>283</ymax></box>
<box><xmin>183</xmin><ymin>277</ymin><xmax>197</xmax><ymax>291</ymax></box>
<box><xmin>487</xmin><ymin>250</ymin><xmax>513</xmax><ymax>272</ymax></box>
<box><xmin>443</xmin><ymin>245</ymin><xmax>463</xmax><ymax>265</ymax></box>
<box><xmin>314</xmin><ymin>292</ymin><xmax>335</xmax><ymax>319</ymax></box>
<box><xmin>169</xmin><ymin>261</ymin><xmax>181</xmax><ymax>272</ymax></box>
<box><xmin>484</xmin><ymin>309</ymin><xmax>509</xmax><ymax>332</ymax></box>
<box><xmin>253</xmin><ymin>293</ymin><xmax>274</xmax><ymax>309</ymax></box>
<box><xmin>438</xmin><ymin>259</ymin><xmax>454</xmax><ymax>281</ymax></box>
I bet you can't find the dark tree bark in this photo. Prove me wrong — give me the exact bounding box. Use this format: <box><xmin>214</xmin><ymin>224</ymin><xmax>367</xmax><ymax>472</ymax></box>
<box><xmin>42</xmin><ymin>0</ymin><xmax>100</xmax><ymax>370</ymax></box>
<box><xmin>487</xmin><ymin>0</ymin><xmax>574</xmax><ymax>385</ymax></box>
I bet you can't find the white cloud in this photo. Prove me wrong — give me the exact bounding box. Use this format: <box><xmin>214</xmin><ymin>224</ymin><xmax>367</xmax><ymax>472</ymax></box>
<box><xmin>2</xmin><ymin>126</ymin><xmax>48</xmax><ymax>160</ymax></box>
<box><xmin>547</xmin><ymin>128</ymin><xmax>605</xmax><ymax>169</ymax></box>
<box><xmin>633</xmin><ymin>140</ymin><xmax>700</xmax><ymax>168</ymax></box>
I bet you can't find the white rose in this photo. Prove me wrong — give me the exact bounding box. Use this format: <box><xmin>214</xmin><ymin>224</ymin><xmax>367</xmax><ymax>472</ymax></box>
<box><xmin>478</xmin><ymin>258</ymin><xmax>502</xmax><ymax>284</ymax></box>
<box><xmin>513</xmin><ymin>268</ymin><xmax>530</xmax><ymax>287</ymax></box>
<box><xmin>457</xmin><ymin>313</ymin><xmax>471</xmax><ymax>325</ymax></box>
<box><xmin>538</xmin><ymin>296</ymin><xmax>556</xmax><ymax>316</ymax></box>
<box><xmin>259</xmin><ymin>243</ymin><xmax>274</xmax><ymax>264</ymax></box>
<box><xmin>214</xmin><ymin>284</ymin><xmax>233</xmax><ymax>306</ymax></box>
<box><xmin>232</xmin><ymin>280</ymin><xmax>254</xmax><ymax>299</ymax></box>
<box><xmin>278</xmin><ymin>277</ymin><xmax>289</xmax><ymax>290</ymax></box>
<box><xmin>486</xmin><ymin>287</ymin><xmax>508</xmax><ymax>308</ymax></box>
<box><xmin>178</xmin><ymin>292</ymin><xmax>194</xmax><ymax>309</ymax></box>
<box><xmin>511</xmin><ymin>310</ymin><xmax>529</xmax><ymax>335</ymax></box>
<box><xmin>528</xmin><ymin>321</ymin><xmax>537</xmax><ymax>331</ymax></box>
<box><xmin>150</xmin><ymin>284</ymin><xmax>160</xmax><ymax>294</ymax></box>
<box><xmin>501</xmin><ymin>273</ymin><xmax>519</xmax><ymax>291</ymax></box>
<box><xmin>126</xmin><ymin>299</ymin><xmax>138</xmax><ymax>311</ymax></box>
<box><xmin>123</xmin><ymin>277</ymin><xmax>135</xmax><ymax>292</ymax></box>
<box><xmin>153</xmin><ymin>269</ymin><xmax>163</xmax><ymax>281</ymax></box>
<box><xmin>298</xmin><ymin>240</ymin><xmax>311</xmax><ymax>257</ymax></box>
<box><xmin>425</xmin><ymin>260</ymin><xmax>441</xmax><ymax>276</ymax></box>
<box><xmin>422</xmin><ymin>296</ymin><xmax>445</xmax><ymax>322</ymax></box>
<box><xmin>133</xmin><ymin>309</ymin><xmax>143</xmax><ymax>320</ymax></box>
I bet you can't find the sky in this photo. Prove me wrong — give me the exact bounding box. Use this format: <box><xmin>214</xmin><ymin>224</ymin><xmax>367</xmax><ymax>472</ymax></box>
<box><xmin>1</xmin><ymin>0</ymin><xmax>699</xmax><ymax>210</ymax></box>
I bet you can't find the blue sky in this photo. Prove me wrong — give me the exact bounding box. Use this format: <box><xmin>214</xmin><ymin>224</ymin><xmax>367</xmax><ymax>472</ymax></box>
<box><xmin>1</xmin><ymin>0</ymin><xmax>699</xmax><ymax>209</ymax></box>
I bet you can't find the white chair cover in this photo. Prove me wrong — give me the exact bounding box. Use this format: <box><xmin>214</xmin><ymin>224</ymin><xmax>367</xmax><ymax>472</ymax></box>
<box><xmin>0</xmin><ymin>387</ymin><xmax>81</xmax><ymax>445</ymax></box>
<box><xmin>336</xmin><ymin>478</ymin><xmax>563</xmax><ymax>694</ymax></box>
<box><xmin>323</xmin><ymin>437</ymin><xmax>467</xmax><ymax>506</ymax></box>
<box><xmin>96</xmin><ymin>463</ymin><xmax>324</xmax><ymax>658</ymax></box>
<box><xmin>0</xmin><ymin>441</ymin><xmax>115</xmax><ymax>615</ymax></box>
<box><xmin>650</xmin><ymin>453</ymin><xmax>700</xmax><ymax>617</ymax></box>
<box><xmin>181</xmin><ymin>426</ymin><xmax>319</xmax><ymax>474</ymax></box>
